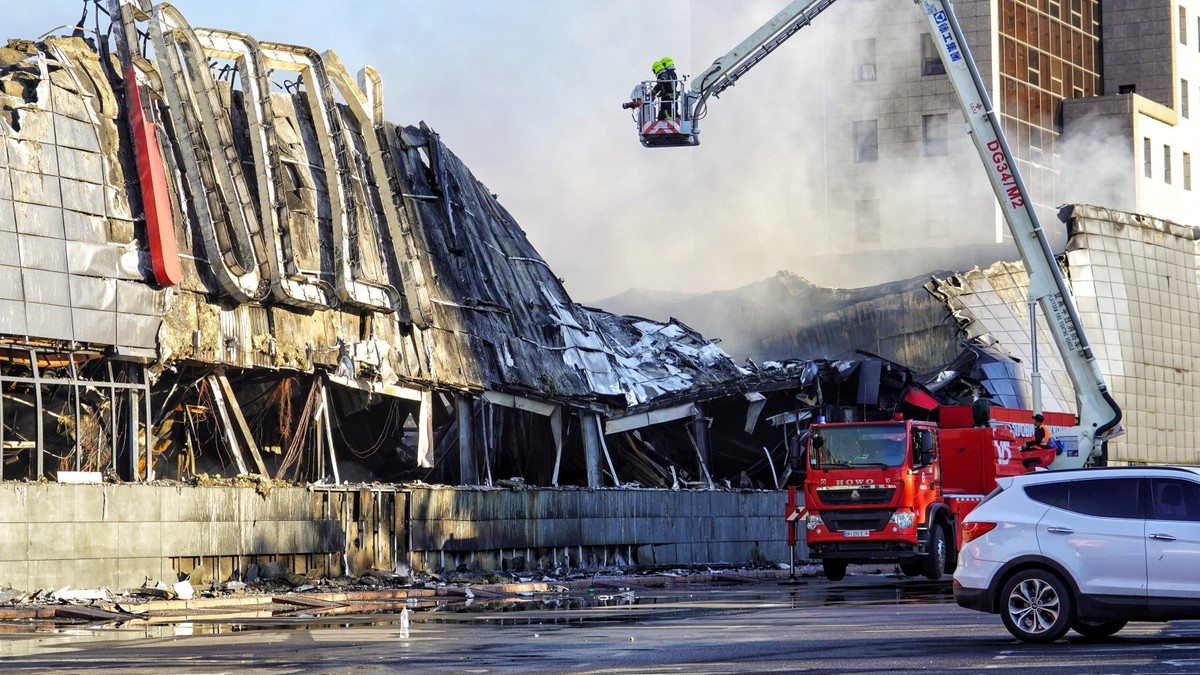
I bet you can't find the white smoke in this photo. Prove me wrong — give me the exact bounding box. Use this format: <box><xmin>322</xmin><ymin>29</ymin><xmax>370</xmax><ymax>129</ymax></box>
<box><xmin>1055</xmin><ymin>112</ymin><xmax>1136</xmax><ymax>213</ymax></box>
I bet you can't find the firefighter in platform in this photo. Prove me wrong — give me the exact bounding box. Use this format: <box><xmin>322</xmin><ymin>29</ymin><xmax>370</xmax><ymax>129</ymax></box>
<box><xmin>651</xmin><ymin>57</ymin><xmax>678</xmax><ymax>121</ymax></box>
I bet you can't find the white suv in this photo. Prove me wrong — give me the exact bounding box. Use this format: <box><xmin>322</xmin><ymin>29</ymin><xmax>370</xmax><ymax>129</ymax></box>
<box><xmin>954</xmin><ymin>466</ymin><xmax>1200</xmax><ymax>642</ymax></box>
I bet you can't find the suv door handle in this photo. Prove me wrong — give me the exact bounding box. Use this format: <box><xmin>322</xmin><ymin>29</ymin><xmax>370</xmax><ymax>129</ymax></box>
<box><xmin>1150</xmin><ymin>533</ymin><xmax>1177</xmax><ymax>541</ymax></box>
<box><xmin>1046</xmin><ymin>527</ymin><xmax>1075</xmax><ymax>534</ymax></box>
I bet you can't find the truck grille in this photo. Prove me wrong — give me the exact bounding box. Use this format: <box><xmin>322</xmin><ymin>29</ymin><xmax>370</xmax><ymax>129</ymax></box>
<box><xmin>816</xmin><ymin>486</ymin><xmax>897</xmax><ymax>506</ymax></box>
<box><xmin>822</xmin><ymin>509</ymin><xmax>892</xmax><ymax>533</ymax></box>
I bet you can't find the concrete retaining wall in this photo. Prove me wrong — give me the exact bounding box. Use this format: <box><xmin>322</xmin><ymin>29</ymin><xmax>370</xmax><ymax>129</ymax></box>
<box><xmin>407</xmin><ymin>488</ymin><xmax>792</xmax><ymax>572</ymax></box>
<box><xmin>0</xmin><ymin>484</ymin><xmax>796</xmax><ymax>591</ymax></box>
<box><xmin>0</xmin><ymin>483</ymin><xmax>344</xmax><ymax>590</ymax></box>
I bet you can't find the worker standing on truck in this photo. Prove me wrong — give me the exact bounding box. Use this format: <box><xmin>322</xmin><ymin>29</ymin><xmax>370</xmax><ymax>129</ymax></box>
<box><xmin>971</xmin><ymin>386</ymin><xmax>992</xmax><ymax>427</ymax></box>
<box><xmin>652</xmin><ymin>57</ymin><xmax>678</xmax><ymax>121</ymax></box>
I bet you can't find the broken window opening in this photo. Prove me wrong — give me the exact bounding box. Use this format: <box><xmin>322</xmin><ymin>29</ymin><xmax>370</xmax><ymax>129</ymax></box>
<box><xmin>922</xmin><ymin>113</ymin><xmax>949</xmax><ymax>157</ymax></box>
<box><xmin>853</xmin><ymin>119</ymin><xmax>878</xmax><ymax>162</ymax></box>
<box><xmin>0</xmin><ymin>349</ymin><xmax>147</xmax><ymax>482</ymax></box>
<box><xmin>920</xmin><ymin>33</ymin><xmax>946</xmax><ymax>77</ymax></box>
<box><xmin>852</xmin><ymin>38</ymin><xmax>876</xmax><ymax>82</ymax></box>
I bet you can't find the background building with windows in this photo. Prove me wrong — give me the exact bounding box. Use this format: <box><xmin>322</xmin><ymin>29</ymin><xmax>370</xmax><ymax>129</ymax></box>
<box><xmin>1060</xmin><ymin>0</ymin><xmax>1200</xmax><ymax>223</ymax></box>
<box><xmin>789</xmin><ymin>0</ymin><xmax>1197</xmax><ymax>285</ymax></box>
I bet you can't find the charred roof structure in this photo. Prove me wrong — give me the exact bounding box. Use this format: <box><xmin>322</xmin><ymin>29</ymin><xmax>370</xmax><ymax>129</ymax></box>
<box><xmin>1</xmin><ymin>3</ymin><xmax>982</xmax><ymax>493</ymax></box>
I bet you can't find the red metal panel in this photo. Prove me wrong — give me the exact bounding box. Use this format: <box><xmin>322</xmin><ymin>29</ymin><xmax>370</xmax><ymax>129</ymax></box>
<box><xmin>938</xmin><ymin>405</ymin><xmax>974</xmax><ymax>428</ymax></box>
<box><xmin>126</xmin><ymin>66</ymin><xmax>182</xmax><ymax>288</ymax></box>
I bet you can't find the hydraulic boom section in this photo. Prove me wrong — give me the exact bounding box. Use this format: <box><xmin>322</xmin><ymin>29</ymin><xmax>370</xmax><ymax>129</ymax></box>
<box><xmin>623</xmin><ymin>0</ymin><xmax>1124</xmax><ymax>466</ymax></box>
<box><xmin>916</xmin><ymin>0</ymin><xmax>1122</xmax><ymax>466</ymax></box>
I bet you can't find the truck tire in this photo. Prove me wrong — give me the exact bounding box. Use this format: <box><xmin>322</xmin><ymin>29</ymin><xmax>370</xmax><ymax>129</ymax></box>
<box><xmin>1000</xmin><ymin>568</ymin><xmax>1074</xmax><ymax>642</ymax></box>
<box><xmin>899</xmin><ymin>560</ymin><xmax>923</xmax><ymax>577</ymax></box>
<box><xmin>921</xmin><ymin>525</ymin><xmax>946</xmax><ymax>581</ymax></box>
<box><xmin>822</xmin><ymin>559</ymin><xmax>847</xmax><ymax>581</ymax></box>
<box><xmin>944</xmin><ymin>520</ymin><xmax>959</xmax><ymax>573</ymax></box>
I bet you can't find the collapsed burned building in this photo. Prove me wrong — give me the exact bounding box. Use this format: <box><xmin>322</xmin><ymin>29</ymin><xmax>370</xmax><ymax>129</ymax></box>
<box><xmin>0</xmin><ymin>2</ymin><xmax>980</xmax><ymax>496</ymax></box>
<box><xmin>3</xmin><ymin>3</ymin><xmax>1195</xmax><ymax>589</ymax></box>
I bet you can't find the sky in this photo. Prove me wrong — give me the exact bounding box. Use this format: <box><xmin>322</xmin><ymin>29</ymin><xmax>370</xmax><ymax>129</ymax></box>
<box><xmin>5</xmin><ymin>0</ymin><xmax>939</xmax><ymax>302</ymax></box>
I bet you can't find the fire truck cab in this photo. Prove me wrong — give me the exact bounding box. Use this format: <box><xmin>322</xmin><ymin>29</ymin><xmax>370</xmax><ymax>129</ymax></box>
<box><xmin>803</xmin><ymin>407</ymin><xmax>1073</xmax><ymax>581</ymax></box>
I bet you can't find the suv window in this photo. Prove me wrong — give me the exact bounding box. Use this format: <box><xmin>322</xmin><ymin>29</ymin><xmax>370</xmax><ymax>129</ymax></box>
<box><xmin>1024</xmin><ymin>481</ymin><xmax>1070</xmax><ymax>508</ymax></box>
<box><xmin>1150</xmin><ymin>478</ymin><xmax>1200</xmax><ymax>521</ymax></box>
<box><xmin>1067</xmin><ymin>478</ymin><xmax>1141</xmax><ymax>519</ymax></box>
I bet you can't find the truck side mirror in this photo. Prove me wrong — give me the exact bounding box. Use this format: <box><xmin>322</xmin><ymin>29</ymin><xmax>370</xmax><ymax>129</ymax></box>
<box><xmin>918</xmin><ymin>430</ymin><xmax>936</xmax><ymax>465</ymax></box>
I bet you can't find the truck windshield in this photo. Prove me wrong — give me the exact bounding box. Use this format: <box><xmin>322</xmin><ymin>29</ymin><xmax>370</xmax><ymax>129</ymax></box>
<box><xmin>811</xmin><ymin>424</ymin><xmax>908</xmax><ymax>470</ymax></box>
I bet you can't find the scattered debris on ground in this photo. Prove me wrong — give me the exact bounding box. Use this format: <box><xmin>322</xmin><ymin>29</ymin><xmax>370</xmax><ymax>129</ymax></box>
<box><xmin>0</xmin><ymin>564</ymin><xmax>831</xmax><ymax>627</ymax></box>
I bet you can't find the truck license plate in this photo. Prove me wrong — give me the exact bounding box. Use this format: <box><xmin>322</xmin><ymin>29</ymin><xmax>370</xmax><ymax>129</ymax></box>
<box><xmin>842</xmin><ymin>529</ymin><xmax>869</xmax><ymax>538</ymax></box>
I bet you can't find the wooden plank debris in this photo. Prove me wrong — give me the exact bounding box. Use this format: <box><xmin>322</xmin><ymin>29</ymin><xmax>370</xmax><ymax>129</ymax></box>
<box><xmin>216</xmin><ymin>373</ymin><xmax>270</xmax><ymax>476</ymax></box>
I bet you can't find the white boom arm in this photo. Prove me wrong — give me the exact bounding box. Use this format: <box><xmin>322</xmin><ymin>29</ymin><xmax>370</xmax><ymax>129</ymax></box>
<box><xmin>919</xmin><ymin>0</ymin><xmax>1122</xmax><ymax>467</ymax></box>
<box><xmin>690</xmin><ymin>0</ymin><xmax>837</xmax><ymax>105</ymax></box>
<box><xmin>633</xmin><ymin>0</ymin><xmax>1124</xmax><ymax>466</ymax></box>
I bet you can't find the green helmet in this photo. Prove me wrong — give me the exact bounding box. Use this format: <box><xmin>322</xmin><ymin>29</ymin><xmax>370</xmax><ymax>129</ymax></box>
<box><xmin>651</xmin><ymin>59</ymin><xmax>665</xmax><ymax>75</ymax></box>
<box><xmin>660</xmin><ymin>57</ymin><xmax>674</xmax><ymax>70</ymax></box>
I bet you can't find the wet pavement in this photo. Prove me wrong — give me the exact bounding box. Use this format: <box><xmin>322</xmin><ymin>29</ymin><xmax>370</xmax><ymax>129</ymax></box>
<box><xmin>2</xmin><ymin>570</ymin><xmax>1199</xmax><ymax>673</ymax></box>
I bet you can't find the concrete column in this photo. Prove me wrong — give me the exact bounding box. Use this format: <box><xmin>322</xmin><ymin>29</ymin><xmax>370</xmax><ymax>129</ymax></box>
<box><xmin>693</xmin><ymin>406</ymin><xmax>713</xmax><ymax>488</ymax></box>
<box><xmin>581</xmin><ymin>412</ymin><xmax>603</xmax><ymax>488</ymax></box>
<box><xmin>456</xmin><ymin>395</ymin><xmax>478</xmax><ymax>484</ymax></box>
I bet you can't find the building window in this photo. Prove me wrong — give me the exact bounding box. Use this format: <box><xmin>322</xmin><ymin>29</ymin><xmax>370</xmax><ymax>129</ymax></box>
<box><xmin>855</xmin><ymin>199</ymin><xmax>880</xmax><ymax>243</ymax></box>
<box><xmin>1185</xmin><ymin>152</ymin><xmax>1193</xmax><ymax>190</ymax></box>
<box><xmin>921</xmin><ymin>33</ymin><xmax>946</xmax><ymax>76</ymax></box>
<box><xmin>1185</xmin><ymin>80</ymin><xmax>1192</xmax><ymax>118</ymax></box>
<box><xmin>854</xmin><ymin>120</ymin><xmax>879</xmax><ymax>162</ymax></box>
<box><xmin>922</xmin><ymin>113</ymin><xmax>949</xmax><ymax>156</ymax></box>
<box><xmin>1027</xmin><ymin>46</ymin><xmax>1041</xmax><ymax>88</ymax></box>
<box><xmin>1144</xmin><ymin>138</ymin><xmax>1152</xmax><ymax>178</ymax></box>
<box><xmin>853</xmin><ymin>39</ymin><xmax>877</xmax><ymax>82</ymax></box>
<box><xmin>1165</xmin><ymin>145</ymin><xmax>1173</xmax><ymax>184</ymax></box>
<box><xmin>1030</xmin><ymin>127</ymin><xmax>1044</xmax><ymax>162</ymax></box>
<box><xmin>1182</xmin><ymin>6</ymin><xmax>1189</xmax><ymax>45</ymax></box>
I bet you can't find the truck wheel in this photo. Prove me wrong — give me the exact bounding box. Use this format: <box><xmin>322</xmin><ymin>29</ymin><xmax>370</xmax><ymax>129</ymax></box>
<box><xmin>921</xmin><ymin>526</ymin><xmax>946</xmax><ymax>581</ymax></box>
<box><xmin>944</xmin><ymin>527</ymin><xmax>959</xmax><ymax>574</ymax></box>
<box><xmin>1000</xmin><ymin>569</ymin><xmax>1074</xmax><ymax>642</ymax></box>
<box><xmin>822</xmin><ymin>559</ymin><xmax>847</xmax><ymax>581</ymax></box>
<box><xmin>899</xmin><ymin>560</ymin><xmax>922</xmax><ymax>577</ymax></box>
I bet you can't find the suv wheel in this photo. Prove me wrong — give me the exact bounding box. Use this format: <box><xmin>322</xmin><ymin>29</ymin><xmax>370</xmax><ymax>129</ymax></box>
<box><xmin>1000</xmin><ymin>569</ymin><xmax>1074</xmax><ymax>642</ymax></box>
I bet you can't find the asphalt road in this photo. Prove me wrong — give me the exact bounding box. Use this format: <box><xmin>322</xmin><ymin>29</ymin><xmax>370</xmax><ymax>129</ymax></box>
<box><xmin>3</xmin><ymin>572</ymin><xmax>1200</xmax><ymax>673</ymax></box>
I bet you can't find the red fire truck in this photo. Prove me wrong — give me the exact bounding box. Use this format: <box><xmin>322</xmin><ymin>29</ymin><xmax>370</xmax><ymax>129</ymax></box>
<box><xmin>800</xmin><ymin>405</ymin><xmax>1074</xmax><ymax>581</ymax></box>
